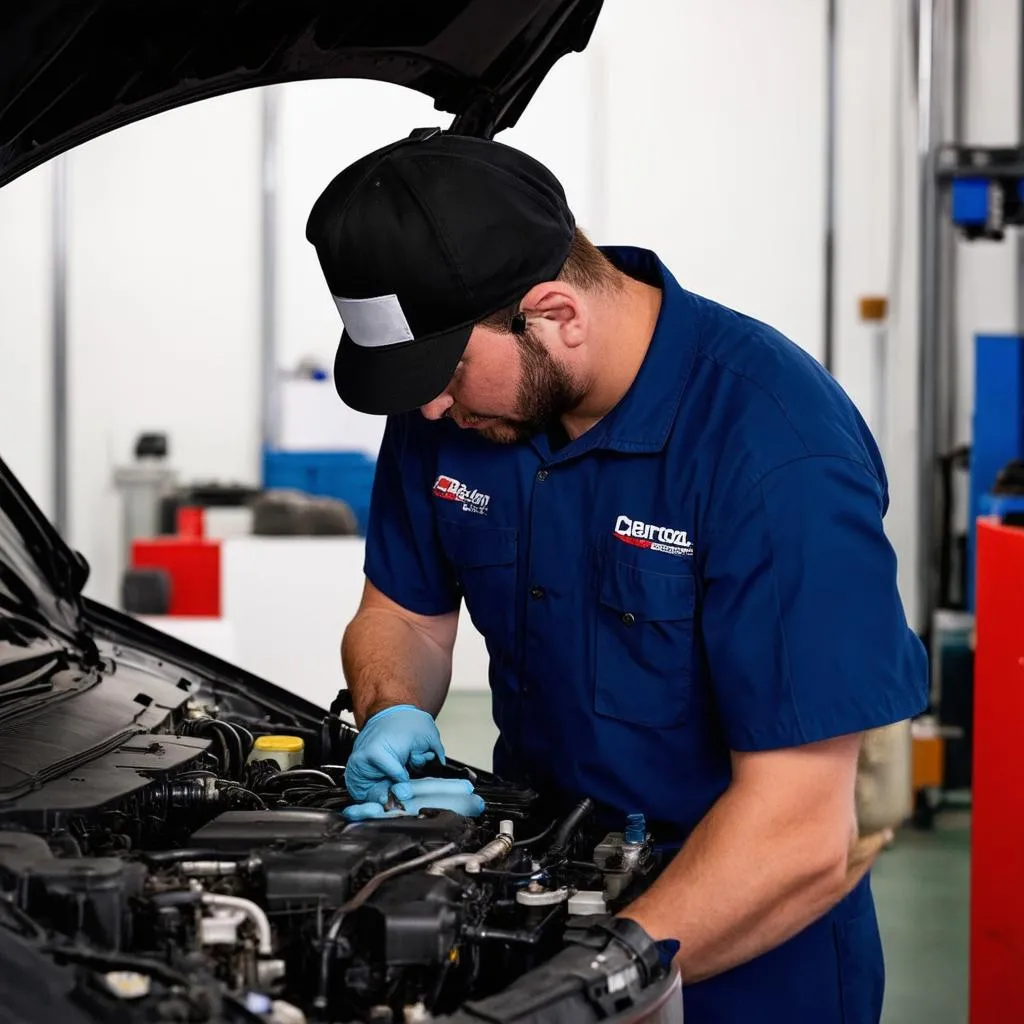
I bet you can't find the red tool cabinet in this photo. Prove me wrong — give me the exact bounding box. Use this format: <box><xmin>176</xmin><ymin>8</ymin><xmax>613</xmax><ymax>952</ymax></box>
<box><xmin>970</xmin><ymin>518</ymin><xmax>1024</xmax><ymax>1023</ymax></box>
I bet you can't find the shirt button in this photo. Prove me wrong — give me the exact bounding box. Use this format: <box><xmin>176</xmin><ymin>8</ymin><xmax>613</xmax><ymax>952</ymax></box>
<box><xmin>621</xmin><ymin>612</ymin><xmax>636</xmax><ymax>626</ymax></box>
<box><xmin>536</xmin><ymin>469</ymin><xmax>549</xmax><ymax>481</ymax></box>
<box><xmin>530</xmin><ymin>585</ymin><xmax>546</xmax><ymax>600</ymax></box>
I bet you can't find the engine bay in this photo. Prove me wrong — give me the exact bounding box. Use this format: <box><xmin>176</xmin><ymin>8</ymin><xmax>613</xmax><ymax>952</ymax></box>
<box><xmin>0</xmin><ymin>637</ymin><xmax>680</xmax><ymax>1024</ymax></box>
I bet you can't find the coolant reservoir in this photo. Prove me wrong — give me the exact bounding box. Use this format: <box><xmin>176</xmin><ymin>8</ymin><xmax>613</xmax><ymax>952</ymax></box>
<box><xmin>248</xmin><ymin>735</ymin><xmax>305</xmax><ymax>772</ymax></box>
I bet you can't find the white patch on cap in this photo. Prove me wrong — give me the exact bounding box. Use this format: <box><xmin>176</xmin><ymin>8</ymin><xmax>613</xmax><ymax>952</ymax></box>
<box><xmin>333</xmin><ymin>294</ymin><xmax>414</xmax><ymax>349</ymax></box>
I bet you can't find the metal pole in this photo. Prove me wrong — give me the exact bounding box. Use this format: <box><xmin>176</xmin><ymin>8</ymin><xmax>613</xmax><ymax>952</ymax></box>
<box><xmin>51</xmin><ymin>156</ymin><xmax>69</xmax><ymax>536</ymax></box>
<box><xmin>916</xmin><ymin>0</ymin><xmax>939</xmax><ymax>636</ymax></box>
<box><xmin>916</xmin><ymin>0</ymin><xmax>964</xmax><ymax>633</ymax></box>
<box><xmin>260</xmin><ymin>87</ymin><xmax>280</xmax><ymax>454</ymax></box>
<box><xmin>939</xmin><ymin>0</ymin><xmax>965</xmax><ymax>459</ymax></box>
<box><xmin>822</xmin><ymin>0</ymin><xmax>838</xmax><ymax>374</ymax></box>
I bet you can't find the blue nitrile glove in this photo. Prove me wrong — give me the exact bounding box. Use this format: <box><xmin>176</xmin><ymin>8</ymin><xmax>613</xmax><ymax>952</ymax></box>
<box><xmin>342</xmin><ymin>778</ymin><xmax>486</xmax><ymax>821</ymax></box>
<box><xmin>344</xmin><ymin>705</ymin><xmax>446</xmax><ymax>804</ymax></box>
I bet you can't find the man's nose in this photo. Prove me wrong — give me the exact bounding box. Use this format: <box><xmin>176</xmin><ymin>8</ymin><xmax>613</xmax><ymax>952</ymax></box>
<box><xmin>420</xmin><ymin>392</ymin><xmax>454</xmax><ymax>420</ymax></box>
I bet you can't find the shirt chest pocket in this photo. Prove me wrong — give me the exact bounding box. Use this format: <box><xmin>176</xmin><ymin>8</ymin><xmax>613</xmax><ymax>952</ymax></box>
<box><xmin>437</xmin><ymin>520</ymin><xmax>518</xmax><ymax>644</ymax></box>
<box><xmin>594</xmin><ymin>559</ymin><xmax>696</xmax><ymax>728</ymax></box>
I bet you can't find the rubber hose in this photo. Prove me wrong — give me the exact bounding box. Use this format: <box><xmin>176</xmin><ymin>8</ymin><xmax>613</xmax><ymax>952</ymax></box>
<box><xmin>208</xmin><ymin>720</ymin><xmax>245</xmax><ymax>779</ymax></box>
<box><xmin>547</xmin><ymin>798</ymin><xmax>594</xmax><ymax>857</ymax></box>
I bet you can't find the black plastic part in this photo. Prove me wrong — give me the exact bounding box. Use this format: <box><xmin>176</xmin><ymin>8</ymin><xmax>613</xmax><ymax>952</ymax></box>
<box><xmin>547</xmin><ymin>798</ymin><xmax>594</xmax><ymax>858</ymax></box>
<box><xmin>330</xmin><ymin>690</ymin><xmax>355</xmax><ymax>716</ymax></box>
<box><xmin>263</xmin><ymin>833</ymin><xmax>419</xmax><ymax>912</ymax></box>
<box><xmin>0</xmin><ymin>832</ymin><xmax>147</xmax><ymax>949</ymax></box>
<box><xmin>993</xmin><ymin>458</ymin><xmax>1024</xmax><ymax>495</ymax></box>
<box><xmin>134</xmin><ymin>432</ymin><xmax>168</xmax><ymax>459</ymax></box>
<box><xmin>0</xmin><ymin>928</ymin><xmax>95</xmax><ymax>1024</ymax></box>
<box><xmin>439</xmin><ymin>916</ymin><xmax>665</xmax><ymax>1023</ymax></box>
<box><xmin>121</xmin><ymin>566</ymin><xmax>172</xmax><ymax>615</ymax></box>
<box><xmin>355</xmin><ymin>871</ymin><xmax>464</xmax><ymax>968</ymax></box>
<box><xmin>0</xmin><ymin>661</ymin><xmax>199</xmax><ymax>807</ymax></box>
<box><xmin>188</xmin><ymin>808</ymin><xmax>345</xmax><ymax>851</ymax></box>
<box><xmin>342</xmin><ymin>809</ymin><xmax>471</xmax><ymax>845</ymax></box>
<box><xmin>1</xmin><ymin>734</ymin><xmax>210</xmax><ymax>823</ymax></box>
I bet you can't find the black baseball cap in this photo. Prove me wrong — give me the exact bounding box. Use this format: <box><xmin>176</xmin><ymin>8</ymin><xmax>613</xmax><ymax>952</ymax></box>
<box><xmin>305</xmin><ymin>129</ymin><xmax>576</xmax><ymax>416</ymax></box>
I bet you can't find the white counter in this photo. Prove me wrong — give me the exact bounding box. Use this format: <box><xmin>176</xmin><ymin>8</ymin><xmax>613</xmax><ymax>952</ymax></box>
<box><xmin>214</xmin><ymin>536</ymin><xmax>490</xmax><ymax>710</ymax></box>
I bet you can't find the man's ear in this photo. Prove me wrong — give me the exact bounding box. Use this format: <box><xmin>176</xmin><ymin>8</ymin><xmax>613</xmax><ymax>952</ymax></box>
<box><xmin>520</xmin><ymin>281</ymin><xmax>587</xmax><ymax>347</ymax></box>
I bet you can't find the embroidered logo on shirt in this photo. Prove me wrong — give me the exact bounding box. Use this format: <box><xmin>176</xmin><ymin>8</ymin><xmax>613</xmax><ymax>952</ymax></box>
<box><xmin>433</xmin><ymin>475</ymin><xmax>491</xmax><ymax>516</ymax></box>
<box><xmin>614</xmin><ymin>514</ymin><xmax>693</xmax><ymax>556</ymax></box>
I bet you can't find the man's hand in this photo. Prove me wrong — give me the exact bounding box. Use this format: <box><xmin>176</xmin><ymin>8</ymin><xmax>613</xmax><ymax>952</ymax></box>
<box><xmin>619</xmin><ymin>732</ymin><xmax>864</xmax><ymax>983</ymax></box>
<box><xmin>344</xmin><ymin>704</ymin><xmax>446</xmax><ymax>804</ymax></box>
<box><xmin>342</xmin><ymin>777</ymin><xmax>486</xmax><ymax>821</ymax></box>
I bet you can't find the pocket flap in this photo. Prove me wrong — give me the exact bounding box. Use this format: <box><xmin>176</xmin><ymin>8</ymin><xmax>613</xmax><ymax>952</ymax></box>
<box><xmin>599</xmin><ymin>559</ymin><xmax>695</xmax><ymax>621</ymax></box>
<box><xmin>438</xmin><ymin>520</ymin><xmax>518</xmax><ymax>569</ymax></box>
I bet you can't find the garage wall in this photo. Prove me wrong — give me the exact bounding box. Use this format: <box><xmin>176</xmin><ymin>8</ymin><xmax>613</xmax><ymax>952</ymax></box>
<box><xmin>65</xmin><ymin>91</ymin><xmax>263</xmax><ymax>605</ymax></box>
<box><xmin>592</xmin><ymin>0</ymin><xmax>828</xmax><ymax>360</ymax></box>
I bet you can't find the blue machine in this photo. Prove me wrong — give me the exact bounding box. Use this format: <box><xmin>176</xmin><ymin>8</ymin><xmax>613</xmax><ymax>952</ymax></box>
<box><xmin>262</xmin><ymin>448</ymin><xmax>377</xmax><ymax>535</ymax></box>
<box><xmin>944</xmin><ymin>145</ymin><xmax>1024</xmax><ymax>241</ymax></box>
<box><xmin>951</xmin><ymin>178</ymin><xmax>1024</xmax><ymax>235</ymax></box>
<box><xmin>967</xmin><ymin>335</ymin><xmax>1024</xmax><ymax>609</ymax></box>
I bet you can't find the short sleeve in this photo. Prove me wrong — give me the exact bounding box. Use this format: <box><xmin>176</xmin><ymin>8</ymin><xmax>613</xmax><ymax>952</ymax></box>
<box><xmin>363</xmin><ymin>414</ymin><xmax>460</xmax><ymax>616</ymax></box>
<box><xmin>700</xmin><ymin>455</ymin><xmax>929</xmax><ymax>751</ymax></box>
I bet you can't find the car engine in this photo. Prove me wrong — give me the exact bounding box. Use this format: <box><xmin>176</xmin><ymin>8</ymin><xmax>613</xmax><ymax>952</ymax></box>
<box><xmin>0</xmin><ymin>685</ymin><xmax>681</xmax><ymax>1024</ymax></box>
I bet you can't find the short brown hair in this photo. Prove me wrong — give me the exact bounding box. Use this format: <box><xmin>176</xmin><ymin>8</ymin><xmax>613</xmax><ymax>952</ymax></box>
<box><xmin>477</xmin><ymin>228</ymin><xmax>619</xmax><ymax>332</ymax></box>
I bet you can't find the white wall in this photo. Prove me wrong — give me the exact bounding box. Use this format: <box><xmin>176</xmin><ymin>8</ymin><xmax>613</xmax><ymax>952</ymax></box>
<box><xmin>591</xmin><ymin>0</ymin><xmax>828</xmax><ymax>359</ymax></box>
<box><xmin>65</xmin><ymin>91</ymin><xmax>263</xmax><ymax>606</ymax></box>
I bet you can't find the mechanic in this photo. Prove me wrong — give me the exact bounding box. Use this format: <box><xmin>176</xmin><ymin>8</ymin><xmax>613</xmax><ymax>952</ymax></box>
<box><xmin>304</xmin><ymin>130</ymin><xmax>929</xmax><ymax>1023</ymax></box>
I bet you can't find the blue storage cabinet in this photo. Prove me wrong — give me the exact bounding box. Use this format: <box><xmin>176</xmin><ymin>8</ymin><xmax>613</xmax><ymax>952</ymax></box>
<box><xmin>967</xmin><ymin>335</ymin><xmax>1024</xmax><ymax>609</ymax></box>
<box><xmin>262</xmin><ymin>449</ymin><xmax>377</xmax><ymax>535</ymax></box>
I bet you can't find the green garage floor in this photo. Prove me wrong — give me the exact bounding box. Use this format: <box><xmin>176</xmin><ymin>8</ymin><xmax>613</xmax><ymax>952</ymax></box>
<box><xmin>437</xmin><ymin>693</ymin><xmax>971</xmax><ymax>1024</ymax></box>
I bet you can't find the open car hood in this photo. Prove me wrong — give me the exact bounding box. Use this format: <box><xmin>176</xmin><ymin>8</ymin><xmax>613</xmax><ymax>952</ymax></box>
<box><xmin>0</xmin><ymin>0</ymin><xmax>604</xmax><ymax>188</ymax></box>
<box><xmin>0</xmin><ymin>454</ymin><xmax>88</xmax><ymax>635</ymax></box>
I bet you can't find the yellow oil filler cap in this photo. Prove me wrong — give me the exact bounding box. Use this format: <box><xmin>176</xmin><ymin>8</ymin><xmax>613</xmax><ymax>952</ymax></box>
<box><xmin>248</xmin><ymin>734</ymin><xmax>304</xmax><ymax>771</ymax></box>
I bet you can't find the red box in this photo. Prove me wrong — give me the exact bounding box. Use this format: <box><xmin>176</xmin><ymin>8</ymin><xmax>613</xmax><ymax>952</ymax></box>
<box><xmin>131</xmin><ymin>536</ymin><xmax>221</xmax><ymax>617</ymax></box>
<box><xmin>970</xmin><ymin>518</ymin><xmax>1024</xmax><ymax>1023</ymax></box>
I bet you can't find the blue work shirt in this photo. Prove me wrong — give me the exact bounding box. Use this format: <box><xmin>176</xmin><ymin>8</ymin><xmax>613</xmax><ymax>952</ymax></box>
<box><xmin>364</xmin><ymin>246</ymin><xmax>929</xmax><ymax>1022</ymax></box>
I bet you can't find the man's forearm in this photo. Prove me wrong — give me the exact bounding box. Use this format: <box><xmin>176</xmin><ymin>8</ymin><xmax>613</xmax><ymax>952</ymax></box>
<box><xmin>620</xmin><ymin>766</ymin><xmax>858</xmax><ymax>982</ymax></box>
<box><xmin>341</xmin><ymin>608</ymin><xmax>453</xmax><ymax>725</ymax></box>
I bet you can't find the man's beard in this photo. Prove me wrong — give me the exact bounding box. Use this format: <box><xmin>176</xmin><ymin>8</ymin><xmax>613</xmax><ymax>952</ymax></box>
<box><xmin>477</xmin><ymin>329</ymin><xmax>586</xmax><ymax>445</ymax></box>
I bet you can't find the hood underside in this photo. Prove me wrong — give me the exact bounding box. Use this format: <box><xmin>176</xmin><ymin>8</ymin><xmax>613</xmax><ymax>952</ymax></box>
<box><xmin>0</xmin><ymin>0</ymin><xmax>603</xmax><ymax>189</ymax></box>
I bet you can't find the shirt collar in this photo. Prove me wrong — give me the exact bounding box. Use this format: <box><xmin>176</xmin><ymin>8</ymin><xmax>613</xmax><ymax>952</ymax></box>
<box><xmin>533</xmin><ymin>246</ymin><xmax>700</xmax><ymax>464</ymax></box>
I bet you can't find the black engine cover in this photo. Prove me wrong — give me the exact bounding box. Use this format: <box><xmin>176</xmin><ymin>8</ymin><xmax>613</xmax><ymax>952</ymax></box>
<box><xmin>0</xmin><ymin>832</ymin><xmax>146</xmax><ymax>949</ymax></box>
<box><xmin>188</xmin><ymin>809</ymin><xmax>343</xmax><ymax>850</ymax></box>
<box><xmin>262</xmin><ymin>833</ymin><xmax>419</xmax><ymax>912</ymax></box>
<box><xmin>355</xmin><ymin>871</ymin><xmax>464</xmax><ymax>967</ymax></box>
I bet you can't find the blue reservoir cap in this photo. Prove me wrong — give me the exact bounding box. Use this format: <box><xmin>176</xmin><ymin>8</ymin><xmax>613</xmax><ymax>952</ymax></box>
<box><xmin>625</xmin><ymin>813</ymin><xmax>646</xmax><ymax>844</ymax></box>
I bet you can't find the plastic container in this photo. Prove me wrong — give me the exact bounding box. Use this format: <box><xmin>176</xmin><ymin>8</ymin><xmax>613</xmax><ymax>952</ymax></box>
<box><xmin>247</xmin><ymin>735</ymin><xmax>305</xmax><ymax>771</ymax></box>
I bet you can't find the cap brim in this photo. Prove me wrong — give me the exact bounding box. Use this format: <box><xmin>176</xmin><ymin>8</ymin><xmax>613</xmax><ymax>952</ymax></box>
<box><xmin>333</xmin><ymin>323</ymin><xmax>472</xmax><ymax>416</ymax></box>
